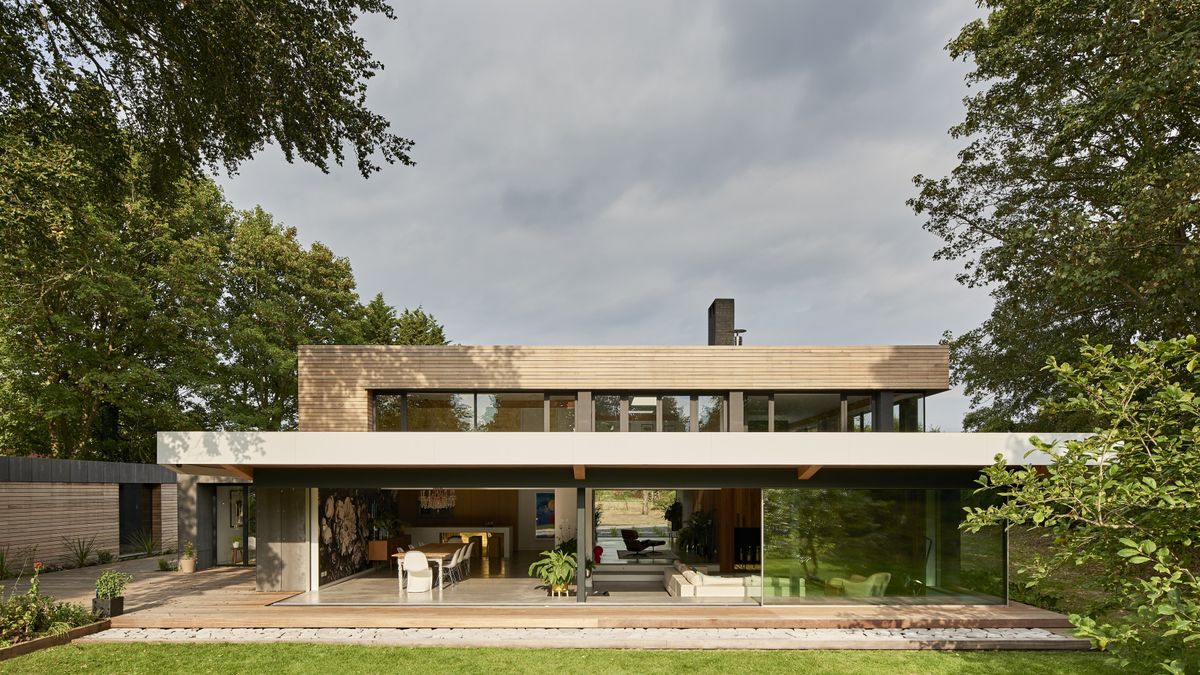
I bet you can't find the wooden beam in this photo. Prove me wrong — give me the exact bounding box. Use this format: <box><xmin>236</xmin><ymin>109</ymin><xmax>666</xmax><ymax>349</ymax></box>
<box><xmin>797</xmin><ymin>465</ymin><xmax>821</xmax><ymax>480</ymax></box>
<box><xmin>220</xmin><ymin>464</ymin><xmax>254</xmax><ymax>481</ymax></box>
<box><xmin>573</xmin><ymin>465</ymin><xmax>586</xmax><ymax>480</ymax></box>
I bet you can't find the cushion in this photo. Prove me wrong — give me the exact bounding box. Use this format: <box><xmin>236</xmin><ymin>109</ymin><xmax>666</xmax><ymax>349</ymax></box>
<box><xmin>699</xmin><ymin>573</ymin><xmax>749</xmax><ymax>586</ymax></box>
<box><xmin>681</xmin><ymin>570</ymin><xmax>699</xmax><ymax>585</ymax></box>
<box><xmin>673</xmin><ymin>561</ymin><xmax>688</xmax><ymax>573</ymax></box>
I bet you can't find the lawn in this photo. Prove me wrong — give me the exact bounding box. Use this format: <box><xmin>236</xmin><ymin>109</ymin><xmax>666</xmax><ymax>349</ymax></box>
<box><xmin>2</xmin><ymin>644</ymin><xmax>1120</xmax><ymax>674</ymax></box>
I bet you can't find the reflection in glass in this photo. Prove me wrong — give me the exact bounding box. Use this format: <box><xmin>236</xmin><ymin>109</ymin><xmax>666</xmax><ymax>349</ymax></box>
<box><xmin>698</xmin><ymin>395</ymin><xmax>726</xmax><ymax>432</ymax></box>
<box><xmin>662</xmin><ymin>395</ymin><xmax>691</xmax><ymax>432</ymax></box>
<box><xmin>477</xmin><ymin>393</ymin><xmax>544</xmax><ymax>431</ymax></box>
<box><xmin>848</xmin><ymin>396</ymin><xmax>872</xmax><ymax>432</ymax></box>
<box><xmin>774</xmin><ymin>394</ymin><xmax>841</xmax><ymax>432</ymax></box>
<box><xmin>407</xmin><ymin>393</ymin><xmax>475</xmax><ymax>431</ymax></box>
<box><xmin>744</xmin><ymin>395</ymin><xmax>769</xmax><ymax>432</ymax></box>
<box><xmin>762</xmin><ymin>488</ymin><xmax>1005</xmax><ymax>605</ymax></box>
<box><xmin>628</xmin><ymin>395</ymin><xmax>656</xmax><ymax>432</ymax></box>
<box><xmin>894</xmin><ymin>394</ymin><xmax>925</xmax><ymax>432</ymax></box>
<box><xmin>549</xmin><ymin>395</ymin><xmax>575</xmax><ymax>432</ymax></box>
<box><xmin>594</xmin><ymin>395</ymin><xmax>620</xmax><ymax>432</ymax></box>
<box><xmin>375</xmin><ymin>394</ymin><xmax>403</xmax><ymax>431</ymax></box>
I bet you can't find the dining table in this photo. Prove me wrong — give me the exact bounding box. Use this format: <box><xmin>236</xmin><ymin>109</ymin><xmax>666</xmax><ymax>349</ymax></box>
<box><xmin>393</xmin><ymin>543</ymin><xmax>463</xmax><ymax>595</ymax></box>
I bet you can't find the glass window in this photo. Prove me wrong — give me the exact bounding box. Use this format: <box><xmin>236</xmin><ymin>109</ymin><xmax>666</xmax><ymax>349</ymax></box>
<box><xmin>848</xmin><ymin>396</ymin><xmax>872</xmax><ymax>432</ymax></box>
<box><xmin>594</xmin><ymin>395</ymin><xmax>620</xmax><ymax>432</ymax></box>
<box><xmin>762</xmin><ymin>488</ymin><xmax>1005</xmax><ymax>605</ymax></box>
<box><xmin>697</xmin><ymin>395</ymin><xmax>727</xmax><ymax>432</ymax></box>
<box><xmin>628</xmin><ymin>395</ymin><xmax>657</xmax><ymax>432</ymax></box>
<box><xmin>374</xmin><ymin>394</ymin><xmax>403</xmax><ymax>431</ymax></box>
<box><xmin>893</xmin><ymin>394</ymin><xmax>925</xmax><ymax>432</ymax></box>
<box><xmin>744</xmin><ymin>395</ymin><xmax>769</xmax><ymax>432</ymax></box>
<box><xmin>407</xmin><ymin>393</ymin><xmax>475</xmax><ymax>431</ymax></box>
<box><xmin>774</xmin><ymin>394</ymin><xmax>841</xmax><ymax>432</ymax></box>
<box><xmin>549</xmin><ymin>395</ymin><xmax>576</xmax><ymax>432</ymax></box>
<box><xmin>661</xmin><ymin>395</ymin><xmax>691</xmax><ymax>432</ymax></box>
<box><xmin>477</xmin><ymin>393</ymin><xmax>544</xmax><ymax>431</ymax></box>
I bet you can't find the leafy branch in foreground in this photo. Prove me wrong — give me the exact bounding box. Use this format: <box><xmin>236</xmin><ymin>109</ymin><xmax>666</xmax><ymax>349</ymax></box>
<box><xmin>964</xmin><ymin>337</ymin><xmax>1200</xmax><ymax>672</ymax></box>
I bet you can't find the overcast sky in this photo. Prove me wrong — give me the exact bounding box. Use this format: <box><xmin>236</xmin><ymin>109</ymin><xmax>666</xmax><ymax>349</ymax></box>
<box><xmin>218</xmin><ymin>1</ymin><xmax>990</xmax><ymax>431</ymax></box>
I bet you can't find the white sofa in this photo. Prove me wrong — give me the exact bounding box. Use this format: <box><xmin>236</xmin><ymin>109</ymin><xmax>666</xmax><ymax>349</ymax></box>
<box><xmin>663</xmin><ymin>561</ymin><xmax>761</xmax><ymax>598</ymax></box>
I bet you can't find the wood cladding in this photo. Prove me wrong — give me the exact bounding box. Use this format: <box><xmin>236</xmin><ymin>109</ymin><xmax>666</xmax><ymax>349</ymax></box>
<box><xmin>394</xmin><ymin>489</ymin><xmax>519</xmax><ymax>529</ymax></box>
<box><xmin>299</xmin><ymin>345</ymin><xmax>949</xmax><ymax>431</ymax></box>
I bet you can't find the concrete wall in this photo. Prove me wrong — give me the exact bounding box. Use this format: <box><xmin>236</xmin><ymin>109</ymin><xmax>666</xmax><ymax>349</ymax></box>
<box><xmin>0</xmin><ymin>482</ymin><xmax>120</xmax><ymax>565</ymax></box>
<box><xmin>256</xmin><ymin>487</ymin><xmax>309</xmax><ymax>592</ymax></box>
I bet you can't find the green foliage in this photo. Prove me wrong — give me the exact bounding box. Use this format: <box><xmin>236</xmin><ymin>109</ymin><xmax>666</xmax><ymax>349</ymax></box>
<box><xmin>94</xmin><ymin>571</ymin><xmax>132</xmax><ymax>599</ymax></box>
<box><xmin>0</xmin><ymin>0</ymin><xmax>413</xmax><ymax>180</ymax></box>
<box><xmin>96</xmin><ymin>550</ymin><xmax>114</xmax><ymax>565</ymax></box>
<box><xmin>395</xmin><ymin>306</ymin><xmax>449</xmax><ymax>346</ymax></box>
<box><xmin>1</xmin><ymin>567</ymin><xmax>95</xmax><ymax>646</ymax></box>
<box><xmin>181</xmin><ymin>541</ymin><xmax>195</xmax><ymax>560</ymax></box>
<box><xmin>526</xmin><ymin>549</ymin><xmax>577</xmax><ymax>592</ymax></box>
<box><xmin>156</xmin><ymin>558</ymin><xmax>176</xmax><ymax>572</ymax></box>
<box><xmin>964</xmin><ymin>337</ymin><xmax>1200</xmax><ymax>671</ymax></box>
<box><xmin>910</xmin><ymin>0</ymin><xmax>1200</xmax><ymax>431</ymax></box>
<box><xmin>127</xmin><ymin>531</ymin><xmax>157</xmax><ymax>558</ymax></box>
<box><xmin>60</xmin><ymin>535</ymin><xmax>97</xmax><ymax>568</ymax></box>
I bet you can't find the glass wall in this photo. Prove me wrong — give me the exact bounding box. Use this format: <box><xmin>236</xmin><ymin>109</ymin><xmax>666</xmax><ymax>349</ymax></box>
<box><xmin>744</xmin><ymin>395</ymin><xmax>769</xmax><ymax>432</ymax></box>
<box><xmin>549</xmin><ymin>395</ymin><xmax>576</xmax><ymax>431</ymax></box>
<box><xmin>477</xmin><ymin>393</ymin><xmax>544</xmax><ymax>431</ymax></box>
<box><xmin>762</xmin><ymin>488</ymin><xmax>1005</xmax><ymax>604</ymax></box>
<box><xmin>661</xmin><ymin>395</ymin><xmax>691</xmax><ymax>432</ymax></box>
<box><xmin>774</xmin><ymin>394</ymin><xmax>841</xmax><ymax>432</ymax></box>
<box><xmin>406</xmin><ymin>393</ymin><xmax>475</xmax><ymax>431</ymax></box>
<box><xmin>594</xmin><ymin>395</ymin><xmax>620</xmax><ymax>432</ymax></box>
<box><xmin>628</xmin><ymin>396</ymin><xmax>657</xmax><ymax>432</ymax></box>
<box><xmin>848</xmin><ymin>396</ymin><xmax>872</xmax><ymax>432</ymax></box>
<box><xmin>697</xmin><ymin>395</ymin><xmax>727</xmax><ymax>432</ymax></box>
<box><xmin>375</xmin><ymin>394</ymin><xmax>404</xmax><ymax>431</ymax></box>
<box><xmin>893</xmin><ymin>394</ymin><xmax>925</xmax><ymax>432</ymax></box>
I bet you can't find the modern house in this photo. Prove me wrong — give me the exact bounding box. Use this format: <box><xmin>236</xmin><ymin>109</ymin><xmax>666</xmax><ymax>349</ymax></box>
<box><xmin>162</xmin><ymin>299</ymin><xmax>1076</xmax><ymax>608</ymax></box>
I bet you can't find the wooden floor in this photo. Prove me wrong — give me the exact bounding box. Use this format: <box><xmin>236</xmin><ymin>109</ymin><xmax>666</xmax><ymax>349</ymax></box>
<box><xmin>87</xmin><ymin>566</ymin><xmax>1073</xmax><ymax>630</ymax></box>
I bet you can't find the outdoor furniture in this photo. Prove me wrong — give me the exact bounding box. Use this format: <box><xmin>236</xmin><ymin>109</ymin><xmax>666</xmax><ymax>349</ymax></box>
<box><xmin>621</xmin><ymin>529</ymin><xmax>666</xmax><ymax>556</ymax></box>
<box><xmin>401</xmin><ymin>550</ymin><xmax>434</xmax><ymax>593</ymax></box>
<box><xmin>826</xmin><ymin>572</ymin><xmax>891</xmax><ymax>598</ymax></box>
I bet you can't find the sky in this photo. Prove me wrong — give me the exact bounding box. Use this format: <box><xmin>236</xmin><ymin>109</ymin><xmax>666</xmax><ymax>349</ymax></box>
<box><xmin>218</xmin><ymin>1</ymin><xmax>991</xmax><ymax>431</ymax></box>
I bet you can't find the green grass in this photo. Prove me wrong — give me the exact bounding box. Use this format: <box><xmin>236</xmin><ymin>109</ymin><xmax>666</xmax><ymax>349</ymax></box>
<box><xmin>2</xmin><ymin>643</ymin><xmax>1119</xmax><ymax>674</ymax></box>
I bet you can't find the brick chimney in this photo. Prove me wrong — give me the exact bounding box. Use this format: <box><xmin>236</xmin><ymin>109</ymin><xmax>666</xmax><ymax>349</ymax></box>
<box><xmin>707</xmin><ymin>299</ymin><xmax>736</xmax><ymax>346</ymax></box>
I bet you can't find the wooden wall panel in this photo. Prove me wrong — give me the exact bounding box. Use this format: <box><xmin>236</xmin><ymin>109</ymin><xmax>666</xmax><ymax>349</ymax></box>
<box><xmin>298</xmin><ymin>345</ymin><xmax>950</xmax><ymax>431</ymax></box>
<box><xmin>0</xmin><ymin>483</ymin><xmax>120</xmax><ymax>564</ymax></box>
<box><xmin>394</xmin><ymin>489</ymin><xmax>519</xmax><ymax>529</ymax></box>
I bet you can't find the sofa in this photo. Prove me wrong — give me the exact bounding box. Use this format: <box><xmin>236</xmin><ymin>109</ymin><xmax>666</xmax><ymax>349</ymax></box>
<box><xmin>826</xmin><ymin>572</ymin><xmax>891</xmax><ymax>598</ymax></box>
<box><xmin>663</xmin><ymin>561</ymin><xmax>761</xmax><ymax>598</ymax></box>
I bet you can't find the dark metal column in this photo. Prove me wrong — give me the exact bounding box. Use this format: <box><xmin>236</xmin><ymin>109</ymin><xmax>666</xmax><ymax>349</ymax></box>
<box><xmin>576</xmin><ymin>487</ymin><xmax>587</xmax><ymax>602</ymax></box>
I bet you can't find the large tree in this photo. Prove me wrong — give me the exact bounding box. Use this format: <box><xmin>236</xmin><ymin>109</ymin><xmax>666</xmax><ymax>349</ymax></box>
<box><xmin>0</xmin><ymin>0</ymin><xmax>413</xmax><ymax>180</ymax></box>
<box><xmin>910</xmin><ymin>0</ymin><xmax>1200</xmax><ymax>431</ymax></box>
<box><xmin>362</xmin><ymin>293</ymin><xmax>449</xmax><ymax>346</ymax></box>
<box><xmin>0</xmin><ymin>100</ymin><xmax>233</xmax><ymax>461</ymax></box>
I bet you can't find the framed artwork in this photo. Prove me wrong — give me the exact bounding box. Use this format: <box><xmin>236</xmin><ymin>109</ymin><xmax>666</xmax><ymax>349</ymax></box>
<box><xmin>534</xmin><ymin>492</ymin><xmax>555</xmax><ymax>539</ymax></box>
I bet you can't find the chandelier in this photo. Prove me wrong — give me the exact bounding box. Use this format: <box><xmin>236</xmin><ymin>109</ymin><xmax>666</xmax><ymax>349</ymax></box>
<box><xmin>419</xmin><ymin>489</ymin><xmax>456</xmax><ymax>511</ymax></box>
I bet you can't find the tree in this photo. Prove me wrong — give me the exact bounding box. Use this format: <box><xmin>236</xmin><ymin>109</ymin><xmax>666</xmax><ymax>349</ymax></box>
<box><xmin>395</xmin><ymin>306</ymin><xmax>448</xmax><ymax>346</ymax></box>
<box><xmin>213</xmin><ymin>209</ymin><xmax>365</xmax><ymax>430</ymax></box>
<box><xmin>909</xmin><ymin>1</ymin><xmax>1200</xmax><ymax>431</ymax></box>
<box><xmin>964</xmin><ymin>337</ymin><xmax>1200</xmax><ymax>671</ymax></box>
<box><xmin>0</xmin><ymin>102</ymin><xmax>232</xmax><ymax>461</ymax></box>
<box><xmin>1</xmin><ymin>0</ymin><xmax>414</xmax><ymax>180</ymax></box>
<box><xmin>361</xmin><ymin>293</ymin><xmax>398</xmax><ymax>344</ymax></box>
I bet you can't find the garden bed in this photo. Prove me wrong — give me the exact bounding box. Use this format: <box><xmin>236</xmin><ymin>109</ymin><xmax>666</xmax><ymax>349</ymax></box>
<box><xmin>0</xmin><ymin>620</ymin><xmax>110</xmax><ymax>662</ymax></box>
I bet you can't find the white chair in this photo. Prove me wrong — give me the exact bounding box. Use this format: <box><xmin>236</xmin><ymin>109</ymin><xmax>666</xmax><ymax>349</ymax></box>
<box><xmin>443</xmin><ymin>547</ymin><xmax>465</xmax><ymax>586</ymax></box>
<box><xmin>403</xmin><ymin>550</ymin><xmax>434</xmax><ymax>593</ymax></box>
<box><xmin>447</xmin><ymin>535</ymin><xmax>463</xmax><ymax>543</ymax></box>
<box><xmin>463</xmin><ymin>541</ymin><xmax>476</xmax><ymax>577</ymax></box>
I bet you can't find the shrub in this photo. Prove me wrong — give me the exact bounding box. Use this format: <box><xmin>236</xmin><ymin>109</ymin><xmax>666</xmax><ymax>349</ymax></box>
<box><xmin>95</xmin><ymin>570</ymin><xmax>133</xmax><ymax>599</ymax></box>
<box><xmin>157</xmin><ymin>558</ymin><xmax>176</xmax><ymax>572</ymax></box>
<box><xmin>96</xmin><ymin>550</ymin><xmax>114</xmax><ymax>565</ymax></box>
<box><xmin>61</xmin><ymin>535</ymin><xmax>97</xmax><ymax>568</ymax></box>
<box><xmin>0</xmin><ymin>564</ymin><xmax>96</xmax><ymax>646</ymax></box>
<box><xmin>181</xmin><ymin>541</ymin><xmax>196</xmax><ymax>559</ymax></box>
<box><xmin>127</xmin><ymin>530</ymin><xmax>158</xmax><ymax>557</ymax></box>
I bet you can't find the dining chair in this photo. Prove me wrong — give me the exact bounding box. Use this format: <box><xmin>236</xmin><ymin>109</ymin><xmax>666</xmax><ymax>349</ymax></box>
<box><xmin>442</xmin><ymin>547</ymin><xmax>464</xmax><ymax>586</ymax></box>
<box><xmin>403</xmin><ymin>550</ymin><xmax>433</xmax><ymax>593</ymax></box>
<box><xmin>463</xmin><ymin>541</ymin><xmax>476</xmax><ymax>577</ymax></box>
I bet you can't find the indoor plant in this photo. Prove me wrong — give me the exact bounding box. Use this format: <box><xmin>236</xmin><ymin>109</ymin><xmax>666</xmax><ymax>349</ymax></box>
<box><xmin>93</xmin><ymin>570</ymin><xmax>133</xmax><ymax>617</ymax></box>
<box><xmin>527</xmin><ymin>549</ymin><xmax>577</xmax><ymax>596</ymax></box>
<box><xmin>178</xmin><ymin>540</ymin><xmax>196</xmax><ymax>573</ymax></box>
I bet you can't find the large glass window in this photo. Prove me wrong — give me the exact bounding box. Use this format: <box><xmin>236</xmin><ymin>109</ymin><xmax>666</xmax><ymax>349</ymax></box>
<box><xmin>744</xmin><ymin>395</ymin><xmax>769</xmax><ymax>432</ymax></box>
<box><xmin>549</xmin><ymin>395</ymin><xmax>576</xmax><ymax>431</ymax></box>
<box><xmin>375</xmin><ymin>394</ymin><xmax>403</xmax><ymax>431</ymax></box>
<box><xmin>594</xmin><ymin>395</ymin><xmax>620</xmax><ymax>432</ymax></box>
<box><xmin>893</xmin><ymin>394</ymin><xmax>925</xmax><ymax>432</ymax></box>
<box><xmin>406</xmin><ymin>393</ymin><xmax>475</xmax><ymax>431</ymax></box>
<box><xmin>628</xmin><ymin>396</ymin><xmax>657</xmax><ymax>432</ymax></box>
<box><xmin>697</xmin><ymin>395</ymin><xmax>727</xmax><ymax>432</ymax></box>
<box><xmin>847</xmin><ymin>396</ymin><xmax>872</xmax><ymax>432</ymax></box>
<box><xmin>661</xmin><ymin>395</ymin><xmax>691</xmax><ymax>432</ymax></box>
<box><xmin>774</xmin><ymin>394</ymin><xmax>842</xmax><ymax>432</ymax></box>
<box><xmin>477</xmin><ymin>393</ymin><xmax>544</xmax><ymax>431</ymax></box>
<box><xmin>762</xmin><ymin>488</ymin><xmax>1005</xmax><ymax>605</ymax></box>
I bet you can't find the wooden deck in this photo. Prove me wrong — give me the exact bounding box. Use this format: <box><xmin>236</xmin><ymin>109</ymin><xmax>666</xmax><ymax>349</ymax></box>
<box><xmin>89</xmin><ymin>567</ymin><xmax>1072</xmax><ymax>630</ymax></box>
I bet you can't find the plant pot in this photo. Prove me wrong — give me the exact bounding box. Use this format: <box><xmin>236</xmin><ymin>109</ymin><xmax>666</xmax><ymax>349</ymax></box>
<box><xmin>549</xmin><ymin>584</ymin><xmax>569</xmax><ymax>597</ymax></box>
<box><xmin>93</xmin><ymin>596</ymin><xmax>124</xmax><ymax>618</ymax></box>
<box><xmin>179</xmin><ymin>557</ymin><xmax>196</xmax><ymax>574</ymax></box>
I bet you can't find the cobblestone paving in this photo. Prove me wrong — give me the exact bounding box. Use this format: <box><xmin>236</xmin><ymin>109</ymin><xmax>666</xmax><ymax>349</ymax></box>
<box><xmin>80</xmin><ymin>627</ymin><xmax>1084</xmax><ymax>649</ymax></box>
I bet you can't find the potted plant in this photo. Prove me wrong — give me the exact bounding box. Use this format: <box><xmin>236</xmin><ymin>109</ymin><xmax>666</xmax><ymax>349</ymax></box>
<box><xmin>94</xmin><ymin>570</ymin><xmax>133</xmax><ymax>617</ymax></box>
<box><xmin>527</xmin><ymin>549</ymin><xmax>577</xmax><ymax>596</ymax></box>
<box><xmin>179</xmin><ymin>540</ymin><xmax>196</xmax><ymax>573</ymax></box>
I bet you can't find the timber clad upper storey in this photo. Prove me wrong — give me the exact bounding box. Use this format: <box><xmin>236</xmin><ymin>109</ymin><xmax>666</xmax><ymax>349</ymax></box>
<box><xmin>297</xmin><ymin>344</ymin><xmax>950</xmax><ymax>432</ymax></box>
